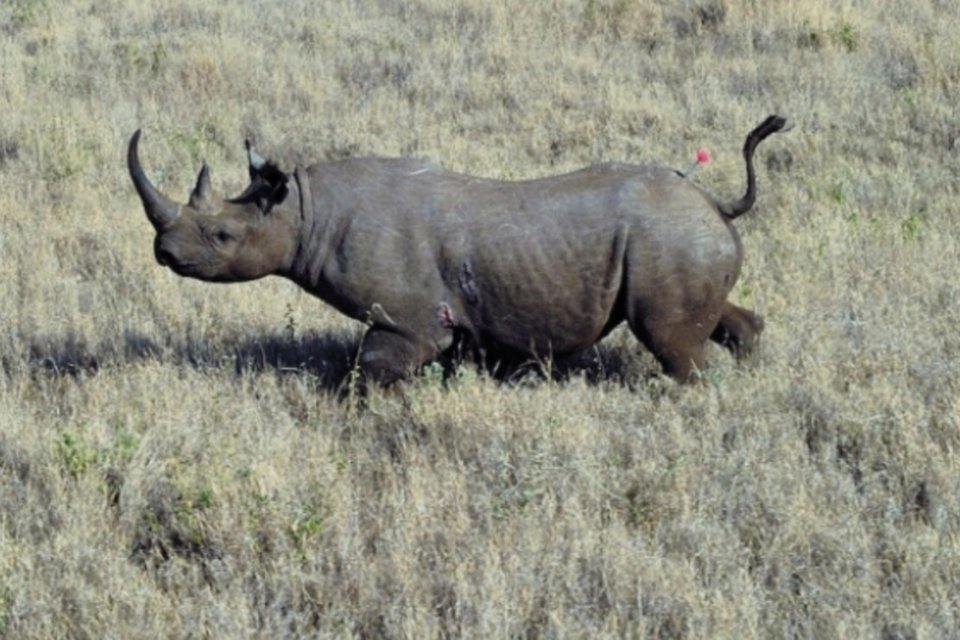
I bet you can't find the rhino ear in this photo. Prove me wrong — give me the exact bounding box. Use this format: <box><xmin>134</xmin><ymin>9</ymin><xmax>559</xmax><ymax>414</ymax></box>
<box><xmin>231</xmin><ymin>140</ymin><xmax>289</xmax><ymax>213</ymax></box>
<box><xmin>188</xmin><ymin>163</ymin><xmax>213</xmax><ymax>208</ymax></box>
<box><xmin>259</xmin><ymin>178</ymin><xmax>289</xmax><ymax>214</ymax></box>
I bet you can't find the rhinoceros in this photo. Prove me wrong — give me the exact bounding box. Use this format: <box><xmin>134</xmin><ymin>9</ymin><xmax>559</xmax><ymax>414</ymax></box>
<box><xmin>128</xmin><ymin>115</ymin><xmax>789</xmax><ymax>385</ymax></box>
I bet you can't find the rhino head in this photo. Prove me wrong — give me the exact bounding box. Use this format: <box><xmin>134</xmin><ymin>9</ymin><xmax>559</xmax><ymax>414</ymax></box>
<box><xmin>127</xmin><ymin>130</ymin><xmax>300</xmax><ymax>282</ymax></box>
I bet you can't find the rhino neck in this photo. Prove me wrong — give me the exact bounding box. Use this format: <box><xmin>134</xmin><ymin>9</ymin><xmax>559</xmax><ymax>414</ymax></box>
<box><xmin>285</xmin><ymin>165</ymin><xmax>334</xmax><ymax>291</ymax></box>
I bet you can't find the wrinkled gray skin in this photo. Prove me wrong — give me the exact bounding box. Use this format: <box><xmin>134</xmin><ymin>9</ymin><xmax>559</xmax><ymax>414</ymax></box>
<box><xmin>128</xmin><ymin>116</ymin><xmax>790</xmax><ymax>385</ymax></box>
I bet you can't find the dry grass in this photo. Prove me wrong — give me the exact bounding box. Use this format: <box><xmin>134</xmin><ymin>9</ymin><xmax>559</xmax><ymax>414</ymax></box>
<box><xmin>2</xmin><ymin>0</ymin><xmax>959</xmax><ymax>637</ymax></box>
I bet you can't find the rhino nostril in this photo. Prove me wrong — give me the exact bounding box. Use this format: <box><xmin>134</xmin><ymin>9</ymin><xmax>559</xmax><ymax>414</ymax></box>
<box><xmin>156</xmin><ymin>246</ymin><xmax>176</xmax><ymax>266</ymax></box>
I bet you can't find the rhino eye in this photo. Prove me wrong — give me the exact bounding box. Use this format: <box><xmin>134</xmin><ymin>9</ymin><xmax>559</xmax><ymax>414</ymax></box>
<box><xmin>210</xmin><ymin>228</ymin><xmax>234</xmax><ymax>246</ymax></box>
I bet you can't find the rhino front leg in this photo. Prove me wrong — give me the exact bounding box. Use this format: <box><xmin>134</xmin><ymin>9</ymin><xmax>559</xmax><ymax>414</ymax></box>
<box><xmin>710</xmin><ymin>302</ymin><xmax>764</xmax><ymax>359</ymax></box>
<box><xmin>359</xmin><ymin>327</ymin><xmax>444</xmax><ymax>387</ymax></box>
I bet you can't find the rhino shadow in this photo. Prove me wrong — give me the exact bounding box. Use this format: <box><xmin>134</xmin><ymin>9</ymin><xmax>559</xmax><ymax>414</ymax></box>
<box><xmin>231</xmin><ymin>330</ymin><xmax>362</xmax><ymax>394</ymax></box>
<box><xmin>234</xmin><ymin>329</ymin><xmax>643</xmax><ymax>394</ymax></box>
<box><xmin>426</xmin><ymin>331</ymin><xmax>644</xmax><ymax>389</ymax></box>
<box><xmin>11</xmin><ymin>328</ymin><xmax>642</xmax><ymax>393</ymax></box>
<box><xmin>14</xmin><ymin>330</ymin><xmax>146</xmax><ymax>379</ymax></box>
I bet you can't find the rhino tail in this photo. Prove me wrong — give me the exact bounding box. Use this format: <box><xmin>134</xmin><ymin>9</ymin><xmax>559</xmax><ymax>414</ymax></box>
<box><xmin>719</xmin><ymin>115</ymin><xmax>792</xmax><ymax>220</ymax></box>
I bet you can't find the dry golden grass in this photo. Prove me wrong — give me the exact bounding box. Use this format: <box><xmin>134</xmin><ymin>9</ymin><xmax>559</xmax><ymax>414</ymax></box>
<box><xmin>2</xmin><ymin>0</ymin><xmax>959</xmax><ymax>637</ymax></box>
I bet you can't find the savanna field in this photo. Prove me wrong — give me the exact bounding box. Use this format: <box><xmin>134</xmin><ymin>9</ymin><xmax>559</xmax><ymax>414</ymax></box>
<box><xmin>1</xmin><ymin>0</ymin><xmax>959</xmax><ymax>637</ymax></box>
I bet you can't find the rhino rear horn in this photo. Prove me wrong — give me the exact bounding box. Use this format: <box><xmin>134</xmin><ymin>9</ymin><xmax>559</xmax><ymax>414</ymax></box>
<box><xmin>189</xmin><ymin>163</ymin><xmax>213</xmax><ymax>208</ymax></box>
<box><xmin>128</xmin><ymin>130</ymin><xmax>181</xmax><ymax>230</ymax></box>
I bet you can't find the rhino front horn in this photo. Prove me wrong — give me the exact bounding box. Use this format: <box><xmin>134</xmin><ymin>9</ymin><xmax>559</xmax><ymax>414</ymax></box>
<box><xmin>128</xmin><ymin>129</ymin><xmax>181</xmax><ymax>230</ymax></box>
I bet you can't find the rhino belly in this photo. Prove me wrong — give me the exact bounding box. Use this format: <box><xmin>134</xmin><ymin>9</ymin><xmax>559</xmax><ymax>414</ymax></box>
<box><xmin>456</xmin><ymin>226</ymin><xmax>626</xmax><ymax>356</ymax></box>
<box><xmin>471</xmin><ymin>275</ymin><xmax>620</xmax><ymax>356</ymax></box>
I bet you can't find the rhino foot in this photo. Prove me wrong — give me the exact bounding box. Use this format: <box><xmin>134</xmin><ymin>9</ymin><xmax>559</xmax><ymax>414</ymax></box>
<box><xmin>710</xmin><ymin>302</ymin><xmax>764</xmax><ymax>359</ymax></box>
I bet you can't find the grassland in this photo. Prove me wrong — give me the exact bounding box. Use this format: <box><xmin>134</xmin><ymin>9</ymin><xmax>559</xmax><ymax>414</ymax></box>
<box><xmin>1</xmin><ymin>0</ymin><xmax>959</xmax><ymax>637</ymax></box>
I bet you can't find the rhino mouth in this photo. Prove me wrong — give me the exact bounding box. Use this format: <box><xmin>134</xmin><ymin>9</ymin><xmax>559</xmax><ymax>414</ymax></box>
<box><xmin>161</xmin><ymin>257</ymin><xmax>197</xmax><ymax>276</ymax></box>
<box><xmin>155</xmin><ymin>243</ymin><xmax>199</xmax><ymax>277</ymax></box>
<box><xmin>158</xmin><ymin>254</ymin><xmax>233</xmax><ymax>282</ymax></box>
<box><xmin>165</xmin><ymin>260</ymin><xmax>220</xmax><ymax>281</ymax></box>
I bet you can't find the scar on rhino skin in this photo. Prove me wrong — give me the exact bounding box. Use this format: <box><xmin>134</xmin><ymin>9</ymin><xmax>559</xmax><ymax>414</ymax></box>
<box><xmin>437</xmin><ymin>302</ymin><xmax>455</xmax><ymax>329</ymax></box>
<box><xmin>459</xmin><ymin>260</ymin><xmax>480</xmax><ymax>306</ymax></box>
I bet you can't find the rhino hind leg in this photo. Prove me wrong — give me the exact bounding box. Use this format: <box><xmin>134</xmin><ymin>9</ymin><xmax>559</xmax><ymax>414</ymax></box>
<box><xmin>649</xmin><ymin>331</ymin><xmax>709</xmax><ymax>383</ymax></box>
<box><xmin>628</xmin><ymin>317</ymin><xmax>709</xmax><ymax>383</ymax></box>
<box><xmin>710</xmin><ymin>302</ymin><xmax>764</xmax><ymax>359</ymax></box>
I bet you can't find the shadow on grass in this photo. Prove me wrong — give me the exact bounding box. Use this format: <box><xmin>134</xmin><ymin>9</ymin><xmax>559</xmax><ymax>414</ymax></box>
<box><xmin>9</xmin><ymin>328</ymin><xmax>641</xmax><ymax>395</ymax></box>
<box><xmin>231</xmin><ymin>331</ymin><xmax>362</xmax><ymax>394</ymax></box>
<box><xmin>8</xmin><ymin>329</ymin><xmax>362</xmax><ymax>396</ymax></box>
